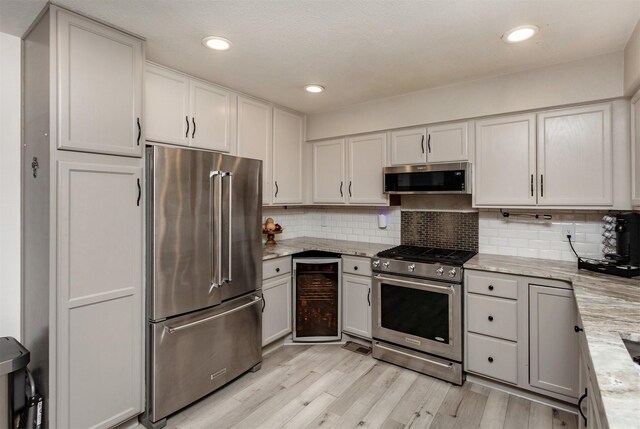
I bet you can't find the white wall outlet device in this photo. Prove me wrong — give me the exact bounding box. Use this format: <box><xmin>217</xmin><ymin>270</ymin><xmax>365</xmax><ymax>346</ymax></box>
<box><xmin>378</xmin><ymin>214</ymin><xmax>387</xmax><ymax>229</ymax></box>
<box><xmin>563</xmin><ymin>223</ymin><xmax>576</xmax><ymax>242</ymax></box>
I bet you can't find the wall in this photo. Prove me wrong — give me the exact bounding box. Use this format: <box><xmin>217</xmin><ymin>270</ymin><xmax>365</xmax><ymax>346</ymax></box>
<box><xmin>306</xmin><ymin>51</ymin><xmax>624</xmax><ymax>141</ymax></box>
<box><xmin>625</xmin><ymin>18</ymin><xmax>640</xmax><ymax>96</ymax></box>
<box><xmin>0</xmin><ymin>32</ymin><xmax>21</xmax><ymax>340</ymax></box>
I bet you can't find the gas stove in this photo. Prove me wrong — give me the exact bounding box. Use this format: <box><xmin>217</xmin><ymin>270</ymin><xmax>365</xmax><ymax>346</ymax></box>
<box><xmin>372</xmin><ymin>245</ymin><xmax>476</xmax><ymax>283</ymax></box>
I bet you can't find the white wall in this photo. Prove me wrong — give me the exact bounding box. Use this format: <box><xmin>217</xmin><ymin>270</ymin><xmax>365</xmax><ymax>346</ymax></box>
<box><xmin>307</xmin><ymin>52</ymin><xmax>624</xmax><ymax>141</ymax></box>
<box><xmin>625</xmin><ymin>18</ymin><xmax>640</xmax><ymax>96</ymax></box>
<box><xmin>0</xmin><ymin>32</ymin><xmax>21</xmax><ymax>340</ymax></box>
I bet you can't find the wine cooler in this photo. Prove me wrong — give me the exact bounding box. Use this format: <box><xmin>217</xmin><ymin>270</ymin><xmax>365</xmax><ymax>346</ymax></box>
<box><xmin>293</xmin><ymin>254</ymin><xmax>342</xmax><ymax>342</ymax></box>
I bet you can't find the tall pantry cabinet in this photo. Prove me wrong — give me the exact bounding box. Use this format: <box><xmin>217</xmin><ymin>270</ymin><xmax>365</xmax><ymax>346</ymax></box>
<box><xmin>23</xmin><ymin>6</ymin><xmax>144</xmax><ymax>429</ymax></box>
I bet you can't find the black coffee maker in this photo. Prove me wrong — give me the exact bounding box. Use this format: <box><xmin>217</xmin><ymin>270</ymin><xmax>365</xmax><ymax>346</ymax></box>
<box><xmin>607</xmin><ymin>213</ymin><xmax>640</xmax><ymax>266</ymax></box>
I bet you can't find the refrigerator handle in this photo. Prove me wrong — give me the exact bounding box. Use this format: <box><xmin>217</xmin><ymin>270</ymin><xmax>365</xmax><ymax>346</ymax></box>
<box><xmin>223</xmin><ymin>171</ymin><xmax>233</xmax><ymax>283</ymax></box>
<box><xmin>210</xmin><ymin>171</ymin><xmax>223</xmax><ymax>289</ymax></box>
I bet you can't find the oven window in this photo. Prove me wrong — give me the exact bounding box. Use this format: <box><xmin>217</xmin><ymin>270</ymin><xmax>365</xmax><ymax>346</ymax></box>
<box><xmin>385</xmin><ymin>170</ymin><xmax>465</xmax><ymax>192</ymax></box>
<box><xmin>380</xmin><ymin>283</ymin><xmax>450</xmax><ymax>344</ymax></box>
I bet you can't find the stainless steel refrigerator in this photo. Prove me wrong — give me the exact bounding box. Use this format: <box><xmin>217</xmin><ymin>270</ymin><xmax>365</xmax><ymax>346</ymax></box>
<box><xmin>143</xmin><ymin>145</ymin><xmax>263</xmax><ymax>428</ymax></box>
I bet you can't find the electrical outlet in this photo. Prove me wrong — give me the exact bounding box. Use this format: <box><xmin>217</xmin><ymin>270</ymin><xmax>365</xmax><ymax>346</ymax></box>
<box><xmin>563</xmin><ymin>223</ymin><xmax>576</xmax><ymax>242</ymax></box>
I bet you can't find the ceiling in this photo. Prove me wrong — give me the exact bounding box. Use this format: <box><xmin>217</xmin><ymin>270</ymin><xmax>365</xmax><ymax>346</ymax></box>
<box><xmin>2</xmin><ymin>1</ymin><xmax>640</xmax><ymax>114</ymax></box>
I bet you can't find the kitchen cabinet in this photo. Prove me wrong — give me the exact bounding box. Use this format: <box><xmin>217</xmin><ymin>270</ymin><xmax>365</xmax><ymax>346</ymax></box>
<box><xmin>144</xmin><ymin>62</ymin><xmax>233</xmax><ymax>153</ymax></box>
<box><xmin>273</xmin><ymin>108</ymin><xmax>304</xmax><ymax>204</ymax></box>
<box><xmin>631</xmin><ymin>91</ymin><xmax>640</xmax><ymax>209</ymax></box>
<box><xmin>342</xmin><ymin>255</ymin><xmax>372</xmax><ymax>339</ymax></box>
<box><xmin>389</xmin><ymin>122</ymin><xmax>468</xmax><ymax>166</ymax></box>
<box><xmin>237</xmin><ymin>96</ymin><xmax>272</xmax><ymax>204</ymax></box>
<box><xmin>313</xmin><ymin>134</ymin><xmax>388</xmax><ymax>205</ymax></box>
<box><xmin>57</xmin><ymin>6</ymin><xmax>143</xmax><ymax>157</ymax></box>
<box><xmin>262</xmin><ymin>257</ymin><xmax>292</xmax><ymax>346</ymax></box>
<box><xmin>537</xmin><ymin>104</ymin><xmax>612</xmax><ymax>206</ymax></box>
<box><xmin>578</xmin><ymin>325</ymin><xmax>607</xmax><ymax>429</ymax></box>
<box><xmin>529</xmin><ymin>284</ymin><xmax>579</xmax><ymax>398</ymax></box>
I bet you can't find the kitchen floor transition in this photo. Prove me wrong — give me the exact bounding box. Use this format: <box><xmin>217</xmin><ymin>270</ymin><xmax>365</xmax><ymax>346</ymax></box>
<box><xmin>164</xmin><ymin>345</ymin><xmax>577</xmax><ymax>429</ymax></box>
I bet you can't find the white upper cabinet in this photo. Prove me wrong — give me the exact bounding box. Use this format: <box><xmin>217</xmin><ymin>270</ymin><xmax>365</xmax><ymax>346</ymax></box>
<box><xmin>390</xmin><ymin>127</ymin><xmax>426</xmax><ymax>165</ymax></box>
<box><xmin>347</xmin><ymin>133</ymin><xmax>388</xmax><ymax>204</ymax></box>
<box><xmin>273</xmin><ymin>108</ymin><xmax>304</xmax><ymax>205</ymax></box>
<box><xmin>474</xmin><ymin>114</ymin><xmax>537</xmax><ymax>206</ymax></box>
<box><xmin>144</xmin><ymin>63</ymin><xmax>232</xmax><ymax>153</ymax></box>
<box><xmin>57</xmin><ymin>9</ymin><xmax>143</xmax><ymax>157</ymax></box>
<box><xmin>313</xmin><ymin>139</ymin><xmax>347</xmax><ymax>203</ymax></box>
<box><xmin>426</xmin><ymin>121</ymin><xmax>468</xmax><ymax>163</ymax></box>
<box><xmin>145</xmin><ymin>64</ymin><xmax>190</xmax><ymax>146</ymax></box>
<box><xmin>537</xmin><ymin>104</ymin><xmax>612</xmax><ymax>206</ymax></box>
<box><xmin>237</xmin><ymin>96</ymin><xmax>272</xmax><ymax>204</ymax></box>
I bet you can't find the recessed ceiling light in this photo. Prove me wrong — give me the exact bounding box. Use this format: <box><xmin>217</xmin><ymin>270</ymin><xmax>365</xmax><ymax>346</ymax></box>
<box><xmin>502</xmin><ymin>25</ymin><xmax>539</xmax><ymax>43</ymax></box>
<box><xmin>202</xmin><ymin>36</ymin><xmax>232</xmax><ymax>51</ymax></box>
<box><xmin>305</xmin><ymin>84</ymin><xmax>325</xmax><ymax>93</ymax></box>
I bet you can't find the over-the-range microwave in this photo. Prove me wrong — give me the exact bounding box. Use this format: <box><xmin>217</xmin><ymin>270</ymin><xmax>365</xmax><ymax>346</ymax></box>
<box><xmin>383</xmin><ymin>162</ymin><xmax>471</xmax><ymax>194</ymax></box>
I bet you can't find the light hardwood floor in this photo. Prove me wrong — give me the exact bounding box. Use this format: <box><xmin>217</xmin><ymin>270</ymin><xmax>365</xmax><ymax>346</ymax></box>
<box><xmin>164</xmin><ymin>345</ymin><xmax>578</xmax><ymax>429</ymax></box>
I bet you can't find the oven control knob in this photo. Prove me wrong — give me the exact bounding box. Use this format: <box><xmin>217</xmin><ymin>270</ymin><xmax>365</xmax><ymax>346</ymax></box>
<box><xmin>408</xmin><ymin>264</ymin><xmax>416</xmax><ymax>272</ymax></box>
<box><xmin>382</xmin><ymin>261</ymin><xmax>390</xmax><ymax>269</ymax></box>
<box><xmin>436</xmin><ymin>267</ymin><xmax>444</xmax><ymax>276</ymax></box>
<box><xmin>372</xmin><ymin>260</ymin><xmax>380</xmax><ymax>268</ymax></box>
<box><xmin>448</xmin><ymin>268</ymin><xmax>457</xmax><ymax>278</ymax></box>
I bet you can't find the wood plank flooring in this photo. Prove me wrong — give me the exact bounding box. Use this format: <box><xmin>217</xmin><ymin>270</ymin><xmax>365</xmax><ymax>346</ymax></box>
<box><xmin>164</xmin><ymin>345</ymin><xmax>577</xmax><ymax>429</ymax></box>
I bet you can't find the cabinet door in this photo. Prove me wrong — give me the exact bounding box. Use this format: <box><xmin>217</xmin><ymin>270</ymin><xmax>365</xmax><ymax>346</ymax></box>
<box><xmin>474</xmin><ymin>114</ymin><xmax>536</xmax><ymax>206</ymax></box>
<box><xmin>313</xmin><ymin>139</ymin><xmax>346</xmax><ymax>203</ymax></box>
<box><xmin>56</xmin><ymin>9</ymin><xmax>143</xmax><ymax>157</ymax></box>
<box><xmin>347</xmin><ymin>133</ymin><xmax>388</xmax><ymax>204</ymax></box>
<box><xmin>189</xmin><ymin>80</ymin><xmax>232</xmax><ymax>152</ymax></box>
<box><xmin>426</xmin><ymin>121</ymin><xmax>468</xmax><ymax>163</ymax></box>
<box><xmin>390</xmin><ymin>127</ymin><xmax>426</xmax><ymax>165</ymax></box>
<box><xmin>342</xmin><ymin>274</ymin><xmax>371</xmax><ymax>339</ymax></box>
<box><xmin>237</xmin><ymin>96</ymin><xmax>272</xmax><ymax>204</ymax></box>
<box><xmin>578</xmin><ymin>349</ymin><xmax>589</xmax><ymax>429</ymax></box>
<box><xmin>273</xmin><ymin>108</ymin><xmax>304</xmax><ymax>204</ymax></box>
<box><xmin>262</xmin><ymin>275</ymin><xmax>292</xmax><ymax>346</ymax></box>
<box><xmin>633</xmin><ymin>96</ymin><xmax>640</xmax><ymax>208</ymax></box>
<box><xmin>144</xmin><ymin>64</ymin><xmax>190</xmax><ymax>146</ymax></box>
<box><xmin>537</xmin><ymin>104</ymin><xmax>612</xmax><ymax>206</ymax></box>
<box><xmin>57</xmin><ymin>158</ymin><xmax>143</xmax><ymax>428</ymax></box>
<box><xmin>529</xmin><ymin>284</ymin><xmax>579</xmax><ymax>399</ymax></box>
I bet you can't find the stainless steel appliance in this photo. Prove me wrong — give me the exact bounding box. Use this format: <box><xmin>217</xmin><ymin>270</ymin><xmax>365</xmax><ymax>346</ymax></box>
<box><xmin>143</xmin><ymin>146</ymin><xmax>263</xmax><ymax>428</ymax></box>
<box><xmin>371</xmin><ymin>245</ymin><xmax>476</xmax><ymax>385</ymax></box>
<box><xmin>383</xmin><ymin>162</ymin><xmax>471</xmax><ymax>194</ymax></box>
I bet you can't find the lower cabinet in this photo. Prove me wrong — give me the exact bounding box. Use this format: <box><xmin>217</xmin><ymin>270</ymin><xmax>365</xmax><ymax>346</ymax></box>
<box><xmin>262</xmin><ymin>258</ymin><xmax>292</xmax><ymax>346</ymax></box>
<box><xmin>578</xmin><ymin>326</ymin><xmax>607</xmax><ymax>429</ymax></box>
<box><xmin>342</xmin><ymin>274</ymin><xmax>372</xmax><ymax>339</ymax></box>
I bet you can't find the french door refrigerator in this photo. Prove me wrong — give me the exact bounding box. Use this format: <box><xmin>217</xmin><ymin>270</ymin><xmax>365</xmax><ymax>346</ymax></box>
<box><xmin>143</xmin><ymin>145</ymin><xmax>263</xmax><ymax>428</ymax></box>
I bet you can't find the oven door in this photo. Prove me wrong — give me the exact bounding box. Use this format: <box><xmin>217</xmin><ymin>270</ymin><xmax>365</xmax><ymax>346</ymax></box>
<box><xmin>372</xmin><ymin>273</ymin><xmax>461</xmax><ymax>361</ymax></box>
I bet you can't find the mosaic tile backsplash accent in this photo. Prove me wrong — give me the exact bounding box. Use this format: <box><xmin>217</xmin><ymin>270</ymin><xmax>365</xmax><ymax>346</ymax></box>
<box><xmin>401</xmin><ymin>211</ymin><xmax>479</xmax><ymax>251</ymax></box>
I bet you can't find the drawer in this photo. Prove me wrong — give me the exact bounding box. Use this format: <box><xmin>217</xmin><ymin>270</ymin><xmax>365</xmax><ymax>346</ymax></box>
<box><xmin>342</xmin><ymin>255</ymin><xmax>372</xmax><ymax>277</ymax></box>
<box><xmin>466</xmin><ymin>332</ymin><xmax>518</xmax><ymax>384</ymax></box>
<box><xmin>467</xmin><ymin>293</ymin><xmax>518</xmax><ymax>341</ymax></box>
<box><xmin>263</xmin><ymin>257</ymin><xmax>291</xmax><ymax>281</ymax></box>
<box><xmin>466</xmin><ymin>270</ymin><xmax>518</xmax><ymax>299</ymax></box>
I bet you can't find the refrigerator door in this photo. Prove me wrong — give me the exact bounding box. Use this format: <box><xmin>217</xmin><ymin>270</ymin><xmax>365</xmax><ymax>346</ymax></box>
<box><xmin>147</xmin><ymin>146</ymin><xmax>220</xmax><ymax>320</ymax></box>
<box><xmin>215</xmin><ymin>154</ymin><xmax>262</xmax><ymax>301</ymax></box>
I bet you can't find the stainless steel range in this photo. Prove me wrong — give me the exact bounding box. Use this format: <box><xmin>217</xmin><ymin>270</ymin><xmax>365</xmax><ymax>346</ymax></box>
<box><xmin>371</xmin><ymin>245</ymin><xmax>476</xmax><ymax>385</ymax></box>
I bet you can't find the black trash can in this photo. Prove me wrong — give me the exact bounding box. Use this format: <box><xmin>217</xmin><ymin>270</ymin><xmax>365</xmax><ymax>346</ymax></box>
<box><xmin>0</xmin><ymin>337</ymin><xmax>30</xmax><ymax>428</ymax></box>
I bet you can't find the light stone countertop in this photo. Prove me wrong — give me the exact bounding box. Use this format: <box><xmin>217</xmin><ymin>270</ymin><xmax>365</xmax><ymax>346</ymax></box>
<box><xmin>465</xmin><ymin>253</ymin><xmax>640</xmax><ymax>429</ymax></box>
<box><xmin>262</xmin><ymin>236</ymin><xmax>391</xmax><ymax>261</ymax></box>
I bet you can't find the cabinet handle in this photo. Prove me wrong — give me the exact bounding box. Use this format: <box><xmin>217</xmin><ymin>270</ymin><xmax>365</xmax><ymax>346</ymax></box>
<box><xmin>136</xmin><ymin>118</ymin><xmax>141</xmax><ymax>146</ymax></box>
<box><xmin>354</xmin><ymin>266</ymin><xmax>358</xmax><ymax>271</ymax></box>
<box><xmin>421</xmin><ymin>135</ymin><xmax>425</xmax><ymax>154</ymax></box>
<box><xmin>261</xmin><ymin>294</ymin><xmax>266</xmax><ymax>312</ymax></box>
<box><xmin>349</xmin><ymin>181</ymin><xmax>352</xmax><ymax>197</ymax></box>
<box><xmin>275</xmin><ymin>267</ymin><xmax>280</xmax><ymax>273</ymax></box>
<box><xmin>275</xmin><ymin>181</ymin><xmax>279</xmax><ymax>198</ymax></box>
<box><xmin>574</xmin><ymin>325</ymin><xmax>583</xmax><ymax>333</ymax></box>
<box><xmin>192</xmin><ymin>117</ymin><xmax>196</xmax><ymax>139</ymax></box>
<box><xmin>488</xmin><ymin>356</ymin><xmax>494</xmax><ymax>363</ymax></box>
<box><xmin>340</xmin><ymin>181</ymin><xmax>343</xmax><ymax>197</ymax></box>
<box><xmin>367</xmin><ymin>288</ymin><xmax>371</xmax><ymax>306</ymax></box>
<box><xmin>578</xmin><ymin>389</ymin><xmax>588</xmax><ymax>427</ymax></box>
<box><xmin>427</xmin><ymin>134</ymin><xmax>431</xmax><ymax>153</ymax></box>
<box><xmin>540</xmin><ymin>174</ymin><xmax>544</xmax><ymax>197</ymax></box>
<box><xmin>530</xmin><ymin>174</ymin><xmax>534</xmax><ymax>197</ymax></box>
<box><xmin>488</xmin><ymin>285</ymin><xmax>494</xmax><ymax>291</ymax></box>
<box><xmin>488</xmin><ymin>315</ymin><xmax>494</xmax><ymax>322</ymax></box>
<box><xmin>136</xmin><ymin>178</ymin><xmax>141</xmax><ymax>206</ymax></box>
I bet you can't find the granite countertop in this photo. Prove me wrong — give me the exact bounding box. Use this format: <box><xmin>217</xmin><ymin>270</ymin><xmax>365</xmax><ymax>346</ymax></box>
<box><xmin>465</xmin><ymin>253</ymin><xmax>640</xmax><ymax>429</ymax></box>
<box><xmin>262</xmin><ymin>236</ymin><xmax>391</xmax><ymax>261</ymax></box>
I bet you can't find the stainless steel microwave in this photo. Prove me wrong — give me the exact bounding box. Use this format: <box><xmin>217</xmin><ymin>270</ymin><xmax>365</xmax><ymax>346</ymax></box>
<box><xmin>383</xmin><ymin>162</ymin><xmax>471</xmax><ymax>194</ymax></box>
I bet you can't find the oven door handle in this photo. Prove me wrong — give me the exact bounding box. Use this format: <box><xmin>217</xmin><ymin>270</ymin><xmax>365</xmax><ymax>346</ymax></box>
<box><xmin>373</xmin><ymin>274</ymin><xmax>455</xmax><ymax>294</ymax></box>
<box><xmin>375</xmin><ymin>342</ymin><xmax>454</xmax><ymax>370</ymax></box>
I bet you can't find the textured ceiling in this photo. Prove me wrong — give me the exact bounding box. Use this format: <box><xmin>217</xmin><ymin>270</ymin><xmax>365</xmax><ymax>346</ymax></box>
<box><xmin>2</xmin><ymin>0</ymin><xmax>640</xmax><ymax>113</ymax></box>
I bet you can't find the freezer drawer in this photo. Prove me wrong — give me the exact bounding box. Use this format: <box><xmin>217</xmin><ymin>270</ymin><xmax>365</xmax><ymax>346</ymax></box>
<box><xmin>148</xmin><ymin>293</ymin><xmax>262</xmax><ymax>423</ymax></box>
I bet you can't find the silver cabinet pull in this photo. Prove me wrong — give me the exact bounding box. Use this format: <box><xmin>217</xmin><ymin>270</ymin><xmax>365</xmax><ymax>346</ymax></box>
<box><xmin>165</xmin><ymin>295</ymin><xmax>262</xmax><ymax>334</ymax></box>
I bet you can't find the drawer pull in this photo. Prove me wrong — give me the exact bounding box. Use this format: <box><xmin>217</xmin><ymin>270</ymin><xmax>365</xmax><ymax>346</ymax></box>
<box><xmin>275</xmin><ymin>268</ymin><xmax>280</xmax><ymax>273</ymax></box>
<box><xmin>488</xmin><ymin>285</ymin><xmax>494</xmax><ymax>291</ymax></box>
<box><xmin>488</xmin><ymin>315</ymin><xmax>494</xmax><ymax>322</ymax></box>
<box><xmin>488</xmin><ymin>356</ymin><xmax>494</xmax><ymax>363</ymax></box>
<box><xmin>354</xmin><ymin>266</ymin><xmax>358</xmax><ymax>271</ymax></box>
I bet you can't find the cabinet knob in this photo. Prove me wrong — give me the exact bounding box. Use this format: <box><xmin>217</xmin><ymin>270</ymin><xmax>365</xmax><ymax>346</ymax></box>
<box><xmin>488</xmin><ymin>315</ymin><xmax>494</xmax><ymax>322</ymax></box>
<box><xmin>488</xmin><ymin>285</ymin><xmax>494</xmax><ymax>291</ymax></box>
<box><xmin>354</xmin><ymin>266</ymin><xmax>358</xmax><ymax>271</ymax></box>
<box><xmin>275</xmin><ymin>268</ymin><xmax>280</xmax><ymax>273</ymax></box>
<box><xmin>488</xmin><ymin>357</ymin><xmax>494</xmax><ymax>363</ymax></box>
<box><xmin>574</xmin><ymin>325</ymin><xmax>583</xmax><ymax>333</ymax></box>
